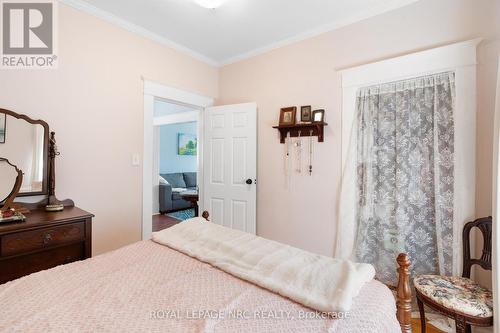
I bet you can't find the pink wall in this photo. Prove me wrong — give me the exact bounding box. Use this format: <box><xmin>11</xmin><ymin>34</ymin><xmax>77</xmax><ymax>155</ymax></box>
<box><xmin>218</xmin><ymin>0</ymin><xmax>500</xmax><ymax>284</ymax></box>
<box><xmin>0</xmin><ymin>4</ymin><xmax>218</xmax><ymax>254</ymax></box>
<box><xmin>0</xmin><ymin>0</ymin><xmax>497</xmax><ymax>286</ymax></box>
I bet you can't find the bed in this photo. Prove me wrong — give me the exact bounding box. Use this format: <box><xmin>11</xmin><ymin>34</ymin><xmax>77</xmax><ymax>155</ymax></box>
<box><xmin>0</xmin><ymin>213</ymin><xmax>412</xmax><ymax>333</ymax></box>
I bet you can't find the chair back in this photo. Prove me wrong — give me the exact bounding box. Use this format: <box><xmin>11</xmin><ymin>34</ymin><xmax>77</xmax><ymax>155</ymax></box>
<box><xmin>462</xmin><ymin>216</ymin><xmax>492</xmax><ymax>278</ymax></box>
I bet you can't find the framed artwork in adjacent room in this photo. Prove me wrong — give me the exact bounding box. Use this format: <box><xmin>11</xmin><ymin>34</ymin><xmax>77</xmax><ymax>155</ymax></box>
<box><xmin>178</xmin><ymin>133</ymin><xmax>197</xmax><ymax>155</ymax></box>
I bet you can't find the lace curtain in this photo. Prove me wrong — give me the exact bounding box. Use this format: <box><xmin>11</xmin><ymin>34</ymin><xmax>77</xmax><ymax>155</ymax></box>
<box><xmin>348</xmin><ymin>72</ymin><xmax>456</xmax><ymax>285</ymax></box>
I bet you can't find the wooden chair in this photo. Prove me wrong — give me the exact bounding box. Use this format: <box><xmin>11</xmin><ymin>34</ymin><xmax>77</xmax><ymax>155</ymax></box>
<box><xmin>414</xmin><ymin>217</ymin><xmax>493</xmax><ymax>333</ymax></box>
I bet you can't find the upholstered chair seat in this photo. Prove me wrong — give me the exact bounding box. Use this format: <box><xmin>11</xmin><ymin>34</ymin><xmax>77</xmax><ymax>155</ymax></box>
<box><xmin>414</xmin><ymin>275</ymin><xmax>493</xmax><ymax>318</ymax></box>
<box><xmin>415</xmin><ymin>216</ymin><xmax>493</xmax><ymax>333</ymax></box>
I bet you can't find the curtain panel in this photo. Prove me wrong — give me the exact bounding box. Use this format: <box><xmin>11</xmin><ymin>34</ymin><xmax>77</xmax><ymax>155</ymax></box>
<box><xmin>338</xmin><ymin>72</ymin><xmax>456</xmax><ymax>285</ymax></box>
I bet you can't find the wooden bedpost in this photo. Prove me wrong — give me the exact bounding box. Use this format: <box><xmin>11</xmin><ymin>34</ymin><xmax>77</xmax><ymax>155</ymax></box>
<box><xmin>202</xmin><ymin>211</ymin><xmax>210</xmax><ymax>221</ymax></box>
<box><xmin>396</xmin><ymin>253</ymin><xmax>412</xmax><ymax>333</ymax></box>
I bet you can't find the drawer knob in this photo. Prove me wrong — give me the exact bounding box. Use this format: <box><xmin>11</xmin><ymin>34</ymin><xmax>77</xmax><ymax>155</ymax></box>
<box><xmin>43</xmin><ymin>233</ymin><xmax>53</xmax><ymax>245</ymax></box>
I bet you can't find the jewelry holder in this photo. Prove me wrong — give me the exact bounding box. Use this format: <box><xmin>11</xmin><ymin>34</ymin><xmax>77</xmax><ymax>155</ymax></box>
<box><xmin>272</xmin><ymin>122</ymin><xmax>328</xmax><ymax>143</ymax></box>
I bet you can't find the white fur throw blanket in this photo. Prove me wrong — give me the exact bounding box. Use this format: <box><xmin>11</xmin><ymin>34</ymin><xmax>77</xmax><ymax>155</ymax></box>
<box><xmin>152</xmin><ymin>218</ymin><xmax>375</xmax><ymax>313</ymax></box>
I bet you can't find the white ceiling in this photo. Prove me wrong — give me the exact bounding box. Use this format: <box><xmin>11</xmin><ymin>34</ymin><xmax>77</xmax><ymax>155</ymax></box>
<box><xmin>62</xmin><ymin>0</ymin><xmax>419</xmax><ymax>66</ymax></box>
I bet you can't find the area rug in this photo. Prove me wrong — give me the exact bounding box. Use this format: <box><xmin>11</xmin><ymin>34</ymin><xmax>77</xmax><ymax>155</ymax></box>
<box><xmin>167</xmin><ymin>208</ymin><xmax>195</xmax><ymax>221</ymax></box>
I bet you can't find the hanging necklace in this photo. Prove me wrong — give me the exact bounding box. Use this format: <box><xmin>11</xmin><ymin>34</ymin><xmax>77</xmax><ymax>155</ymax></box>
<box><xmin>295</xmin><ymin>130</ymin><xmax>302</xmax><ymax>173</ymax></box>
<box><xmin>285</xmin><ymin>132</ymin><xmax>291</xmax><ymax>188</ymax></box>
<box><xmin>308</xmin><ymin>130</ymin><xmax>313</xmax><ymax>176</ymax></box>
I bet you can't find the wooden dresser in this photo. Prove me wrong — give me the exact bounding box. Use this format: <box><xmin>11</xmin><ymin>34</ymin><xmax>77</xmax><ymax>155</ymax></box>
<box><xmin>0</xmin><ymin>207</ymin><xmax>93</xmax><ymax>284</ymax></box>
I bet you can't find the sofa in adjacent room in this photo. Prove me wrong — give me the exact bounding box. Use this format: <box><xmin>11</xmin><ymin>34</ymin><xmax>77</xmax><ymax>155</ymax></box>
<box><xmin>159</xmin><ymin>172</ymin><xmax>197</xmax><ymax>213</ymax></box>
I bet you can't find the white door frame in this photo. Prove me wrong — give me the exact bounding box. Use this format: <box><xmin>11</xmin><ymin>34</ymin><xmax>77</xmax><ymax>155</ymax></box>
<box><xmin>143</xmin><ymin>80</ymin><xmax>214</xmax><ymax>240</ymax></box>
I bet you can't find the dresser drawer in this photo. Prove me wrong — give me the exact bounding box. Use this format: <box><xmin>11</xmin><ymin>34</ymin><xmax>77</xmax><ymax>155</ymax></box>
<box><xmin>1</xmin><ymin>222</ymin><xmax>85</xmax><ymax>257</ymax></box>
<box><xmin>0</xmin><ymin>243</ymin><xmax>84</xmax><ymax>284</ymax></box>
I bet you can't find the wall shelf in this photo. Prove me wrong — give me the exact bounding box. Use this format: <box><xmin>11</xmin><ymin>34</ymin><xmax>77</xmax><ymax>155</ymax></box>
<box><xmin>272</xmin><ymin>122</ymin><xmax>327</xmax><ymax>143</ymax></box>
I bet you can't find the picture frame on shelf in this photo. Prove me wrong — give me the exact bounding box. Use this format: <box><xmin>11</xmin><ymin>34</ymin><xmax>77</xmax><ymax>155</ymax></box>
<box><xmin>300</xmin><ymin>105</ymin><xmax>312</xmax><ymax>123</ymax></box>
<box><xmin>279</xmin><ymin>107</ymin><xmax>296</xmax><ymax>126</ymax></box>
<box><xmin>312</xmin><ymin>109</ymin><xmax>325</xmax><ymax>123</ymax></box>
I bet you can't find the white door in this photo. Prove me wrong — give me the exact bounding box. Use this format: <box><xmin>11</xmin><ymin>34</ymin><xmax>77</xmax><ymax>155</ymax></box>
<box><xmin>203</xmin><ymin>103</ymin><xmax>257</xmax><ymax>234</ymax></box>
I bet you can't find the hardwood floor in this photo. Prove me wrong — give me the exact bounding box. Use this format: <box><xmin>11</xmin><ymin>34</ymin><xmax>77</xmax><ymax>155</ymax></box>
<box><xmin>411</xmin><ymin>318</ymin><xmax>445</xmax><ymax>333</ymax></box>
<box><xmin>152</xmin><ymin>214</ymin><xmax>180</xmax><ymax>232</ymax></box>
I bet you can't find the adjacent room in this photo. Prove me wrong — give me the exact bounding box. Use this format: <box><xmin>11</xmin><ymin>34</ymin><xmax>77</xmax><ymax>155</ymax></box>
<box><xmin>153</xmin><ymin>99</ymin><xmax>200</xmax><ymax>231</ymax></box>
<box><xmin>0</xmin><ymin>0</ymin><xmax>499</xmax><ymax>332</ymax></box>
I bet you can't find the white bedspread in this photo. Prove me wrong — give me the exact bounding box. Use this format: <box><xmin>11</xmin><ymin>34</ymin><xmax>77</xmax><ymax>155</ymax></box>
<box><xmin>153</xmin><ymin>218</ymin><xmax>375</xmax><ymax>313</ymax></box>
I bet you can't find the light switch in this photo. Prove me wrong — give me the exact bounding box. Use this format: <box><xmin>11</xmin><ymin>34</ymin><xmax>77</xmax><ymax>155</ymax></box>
<box><xmin>132</xmin><ymin>154</ymin><xmax>141</xmax><ymax>166</ymax></box>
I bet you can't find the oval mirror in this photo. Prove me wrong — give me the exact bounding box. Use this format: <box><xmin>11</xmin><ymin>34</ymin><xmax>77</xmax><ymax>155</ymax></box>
<box><xmin>0</xmin><ymin>158</ymin><xmax>19</xmax><ymax>204</ymax></box>
<box><xmin>0</xmin><ymin>110</ymin><xmax>49</xmax><ymax>197</ymax></box>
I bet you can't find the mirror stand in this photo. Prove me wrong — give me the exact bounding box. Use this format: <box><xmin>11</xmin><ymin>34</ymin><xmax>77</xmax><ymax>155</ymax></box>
<box><xmin>22</xmin><ymin>132</ymin><xmax>74</xmax><ymax>211</ymax></box>
<box><xmin>45</xmin><ymin>132</ymin><xmax>68</xmax><ymax>212</ymax></box>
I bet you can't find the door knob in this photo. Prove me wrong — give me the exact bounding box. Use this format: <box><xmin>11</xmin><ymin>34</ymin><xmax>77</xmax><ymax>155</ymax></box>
<box><xmin>246</xmin><ymin>179</ymin><xmax>253</xmax><ymax>185</ymax></box>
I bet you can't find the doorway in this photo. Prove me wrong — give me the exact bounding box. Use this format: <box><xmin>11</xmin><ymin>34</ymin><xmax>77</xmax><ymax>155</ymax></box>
<box><xmin>143</xmin><ymin>80</ymin><xmax>258</xmax><ymax>240</ymax></box>
<box><xmin>142</xmin><ymin>80</ymin><xmax>213</xmax><ymax>240</ymax></box>
<box><xmin>153</xmin><ymin>100</ymin><xmax>200</xmax><ymax>231</ymax></box>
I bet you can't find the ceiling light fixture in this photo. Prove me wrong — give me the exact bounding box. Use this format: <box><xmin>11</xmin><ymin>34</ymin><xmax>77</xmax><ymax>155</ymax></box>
<box><xmin>193</xmin><ymin>0</ymin><xmax>225</xmax><ymax>9</ymax></box>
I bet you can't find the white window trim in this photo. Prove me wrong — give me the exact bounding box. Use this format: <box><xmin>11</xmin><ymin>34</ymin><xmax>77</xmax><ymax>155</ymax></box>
<box><xmin>492</xmin><ymin>53</ymin><xmax>500</xmax><ymax>332</ymax></box>
<box><xmin>340</xmin><ymin>38</ymin><xmax>481</xmax><ymax>87</ymax></box>
<box><xmin>338</xmin><ymin>39</ymin><xmax>481</xmax><ymax>278</ymax></box>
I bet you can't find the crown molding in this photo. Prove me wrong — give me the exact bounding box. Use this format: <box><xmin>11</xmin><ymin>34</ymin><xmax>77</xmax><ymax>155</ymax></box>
<box><xmin>59</xmin><ymin>0</ymin><xmax>219</xmax><ymax>67</ymax></box>
<box><xmin>60</xmin><ymin>0</ymin><xmax>420</xmax><ymax>68</ymax></box>
<box><xmin>218</xmin><ymin>0</ymin><xmax>420</xmax><ymax>66</ymax></box>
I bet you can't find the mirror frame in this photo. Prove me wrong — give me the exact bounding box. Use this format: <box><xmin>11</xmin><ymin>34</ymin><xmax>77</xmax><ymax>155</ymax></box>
<box><xmin>0</xmin><ymin>108</ymin><xmax>49</xmax><ymax>197</ymax></box>
<box><xmin>0</xmin><ymin>158</ymin><xmax>23</xmax><ymax>212</ymax></box>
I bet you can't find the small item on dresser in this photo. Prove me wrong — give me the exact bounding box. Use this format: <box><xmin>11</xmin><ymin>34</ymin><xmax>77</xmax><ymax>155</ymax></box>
<box><xmin>0</xmin><ymin>209</ymin><xmax>13</xmax><ymax>218</ymax></box>
<box><xmin>312</xmin><ymin>109</ymin><xmax>325</xmax><ymax>123</ymax></box>
<box><xmin>279</xmin><ymin>107</ymin><xmax>297</xmax><ymax>126</ymax></box>
<box><xmin>45</xmin><ymin>204</ymin><xmax>64</xmax><ymax>212</ymax></box>
<box><xmin>0</xmin><ymin>210</ymin><xmax>25</xmax><ymax>223</ymax></box>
